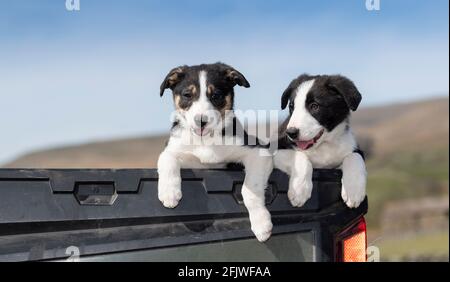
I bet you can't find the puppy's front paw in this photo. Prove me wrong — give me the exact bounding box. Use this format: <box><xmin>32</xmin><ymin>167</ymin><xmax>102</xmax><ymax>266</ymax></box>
<box><xmin>158</xmin><ymin>182</ymin><xmax>182</xmax><ymax>209</ymax></box>
<box><xmin>250</xmin><ymin>210</ymin><xmax>273</xmax><ymax>242</ymax></box>
<box><xmin>341</xmin><ymin>176</ymin><xmax>366</xmax><ymax>208</ymax></box>
<box><xmin>288</xmin><ymin>175</ymin><xmax>313</xmax><ymax>207</ymax></box>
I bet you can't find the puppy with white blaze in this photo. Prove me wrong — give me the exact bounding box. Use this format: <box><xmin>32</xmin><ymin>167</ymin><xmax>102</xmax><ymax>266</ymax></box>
<box><xmin>274</xmin><ymin>74</ymin><xmax>367</xmax><ymax>209</ymax></box>
<box><xmin>158</xmin><ymin>63</ymin><xmax>273</xmax><ymax>242</ymax></box>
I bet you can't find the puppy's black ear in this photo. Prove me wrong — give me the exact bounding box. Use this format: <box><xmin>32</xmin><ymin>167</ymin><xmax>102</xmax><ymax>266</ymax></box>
<box><xmin>328</xmin><ymin>75</ymin><xmax>362</xmax><ymax>111</ymax></box>
<box><xmin>160</xmin><ymin>66</ymin><xmax>187</xmax><ymax>97</ymax></box>
<box><xmin>281</xmin><ymin>86</ymin><xmax>294</xmax><ymax>110</ymax></box>
<box><xmin>220</xmin><ymin>64</ymin><xmax>250</xmax><ymax>88</ymax></box>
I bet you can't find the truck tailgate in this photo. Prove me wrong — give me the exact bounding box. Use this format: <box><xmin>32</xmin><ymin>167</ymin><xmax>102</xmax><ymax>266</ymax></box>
<box><xmin>0</xmin><ymin>169</ymin><xmax>367</xmax><ymax>262</ymax></box>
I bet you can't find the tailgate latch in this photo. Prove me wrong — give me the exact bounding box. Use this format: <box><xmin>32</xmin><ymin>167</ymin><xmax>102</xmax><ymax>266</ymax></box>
<box><xmin>74</xmin><ymin>182</ymin><xmax>118</xmax><ymax>206</ymax></box>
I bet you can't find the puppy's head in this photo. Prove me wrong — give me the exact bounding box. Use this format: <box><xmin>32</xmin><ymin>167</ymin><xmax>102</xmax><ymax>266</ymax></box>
<box><xmin>160</xmin><ymin>63</ymin><xmax>250</xmax><ymax>136</ymax></box>
<box><xmin>280</xmin><ymin>74</ymin><xmax>361</xmax><ymax>150</ymax></box>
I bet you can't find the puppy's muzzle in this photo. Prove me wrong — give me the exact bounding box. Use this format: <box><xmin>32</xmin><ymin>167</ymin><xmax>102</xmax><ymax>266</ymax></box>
<box><xmin>194</xmin><ymin>114</ymin><xmax>209</xmax><ymax>129</ymax></box>
<box><xmin>192</xmin><ymin>114</ymin><xmax>211</xmax><ymax>136</ymax></box>
<box><xmin>286</xmin><ymin>127</ymin><xmax>299</xmax><ymax>141</ymax></box>
<box><xmin>286</xmin><ymin>127</ymin><xmax>324</xmax><ymax>150</ymax></box>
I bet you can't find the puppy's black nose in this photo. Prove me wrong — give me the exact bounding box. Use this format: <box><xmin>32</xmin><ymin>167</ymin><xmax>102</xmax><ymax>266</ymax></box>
<box><xmin>194</xmin><ymin>114</ymin><xmax>209</xmax><ymax>128</ymax></box>
<box><xmin>286</xmin><ymin>127</ymin><xmax>299</xmax><ymax>140</ymax></box>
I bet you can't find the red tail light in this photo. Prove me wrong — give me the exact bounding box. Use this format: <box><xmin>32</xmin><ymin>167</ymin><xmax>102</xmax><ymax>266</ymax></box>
<box><xmin>335</xmin><ymin>217</ymin><xmax>367</xmax><ymax>262</ymax></box>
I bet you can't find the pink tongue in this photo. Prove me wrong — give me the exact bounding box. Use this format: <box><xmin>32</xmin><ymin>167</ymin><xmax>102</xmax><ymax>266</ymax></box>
<box><xmin>297</xmin><ymin>140</ymin><xmax>314</xmax><ymax>150</ymax></box>
<box><xmin>195</xmin><ymin>128</ymin><xmax>209</xmax><ymax>136</ymax></box>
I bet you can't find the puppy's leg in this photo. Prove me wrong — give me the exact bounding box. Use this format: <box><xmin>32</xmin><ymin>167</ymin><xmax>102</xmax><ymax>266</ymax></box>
<box><xmin>157</xmin><ymin>149</ymin><xmax>182</xmax><ymax>208</ymax></box>
<box><xmin>273</xmin><ymin>149</ymin><xmax>294</xmax><ymax>175</ymax></box>
<box><xmin>288</xmin><ymin>151</ymin><xmax>313</xmax><ymax>207</ymax></box>
<box><xmin>241</xmin><ymin>149</ymin><xmax>273</xmax><ymax>242</ymax></box>
<box><xmin>274</xmin><ymin>150</ymin><xmax>313</xmax><ymax>207</ymax></box>
<box><xmin>341</xmin><ymin>152</ymin><xmax>367</xmax><ymax>208</ymax></box>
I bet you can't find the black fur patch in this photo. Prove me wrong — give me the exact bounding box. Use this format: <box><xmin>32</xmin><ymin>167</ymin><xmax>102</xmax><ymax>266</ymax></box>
<box><xmin>160</xmin><ymin>62</ymin><xmax>250</xmax><ymax>113</ymax></box>
<box><xmin>281</xmin><ymin>74</ymin><xmax>361</xmax><ymax>132</ymax></box>
<box><xmin>161</xmin><ymin>63</ymin><xmax>265</xmax><ymax>152</ymax></box>
<box><xmin>278</xmin><ymin>74</ymin><xmax>362</xmax><ymax>150</ymax></box>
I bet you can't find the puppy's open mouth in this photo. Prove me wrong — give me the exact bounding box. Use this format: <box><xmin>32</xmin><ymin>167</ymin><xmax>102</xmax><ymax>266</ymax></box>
<box><xmin>295</xmin><ymin>129</ymin><xmax>324</xmax><ymax>150</ymax></box>
<box><xmin>192</xmin><ymin>128</ymin><xmax>211</xmax><ymax>136</ymax></box>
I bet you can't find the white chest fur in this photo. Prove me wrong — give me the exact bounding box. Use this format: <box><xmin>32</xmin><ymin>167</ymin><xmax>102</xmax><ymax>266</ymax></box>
<box><xmin>305</xmin><ymin>128</ymin><xmax>357</xmax><ymax>168</ymax></box>
<box><xmin>192</xmin><ymin>146</ymin><xmax>230</xmax><ymax>163</ymax></box>
<box><xmin>167</xmin><ymin>129</ymin><xmax>246</xmax><ymax>165</ymax></box>
<box><xmin>306</xmin><ymin>142</ymin><xmax>350</xmax><ymax>168</ymax></box>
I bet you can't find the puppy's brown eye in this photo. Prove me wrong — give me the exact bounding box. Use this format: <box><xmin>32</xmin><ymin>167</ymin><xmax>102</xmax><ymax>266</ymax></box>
<box><xmin>212</xmin><ymin>93</ymin><xmax>223</xmax><ymax>101</ymax></box>
<box><xmin>310</xmin><ymin>102</ymin><xmax>320</xmax><ymax>111</ymax></box>
<box><xmin>181</xmin><ymin>91</ymin><xmax>192</xmax><ymax>99</ymax></box>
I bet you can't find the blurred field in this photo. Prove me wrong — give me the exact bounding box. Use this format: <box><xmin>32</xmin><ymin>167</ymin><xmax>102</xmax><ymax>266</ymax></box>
<box><xmin>365</xmin><ymin>148</ymin><xmax>448</xmax><ymax>228</ymax></box>
<box><xmin>3</xmin><ymin>96</ymin><xmax>449</xmax><ymax>261</ymax></box>
<box><xmin>354</xmin><ymin>97</ymin><xmax>449</xmax><ymax>261</ymax></box>
<box><xmin>375</xmin><ymin>231</ymin><xmax>449</xmax><ymax>261</ymax></box>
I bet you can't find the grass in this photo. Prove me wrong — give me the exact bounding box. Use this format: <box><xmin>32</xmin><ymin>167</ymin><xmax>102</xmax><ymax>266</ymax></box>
<box><xmin>364</xmin><ymin>147</ymin><xmax>449</xmax><ymax>261</ymax></box>
<box><xmin>375</xmin><ymin>231</ymin><xmax>449</xmax><ymax>261</ymax></box>
<box><xmin>365</xmin><ymin>148</ymin><xmax>449</xmax><ymax>228</ymax></box>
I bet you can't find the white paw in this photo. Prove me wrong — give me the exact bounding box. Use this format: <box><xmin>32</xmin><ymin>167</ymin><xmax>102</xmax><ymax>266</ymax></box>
<box><xmin>341</xmin><ymin>177</ymin><xmax>366</xmax><ymax>208</ymax></box>
<box><xmin>250</xmin><ymin>210</ymin><xmax>273</xmax><ymax>242</ymax></box>
<box><xmin>158</xmin><ymin>182</ymin><xmax>182</xmax><ymax>209</ymax></box>
<box><xmin>288</xmin><ymin>175</ymin><xmax>313</xmax><ymax>207</ymax></box>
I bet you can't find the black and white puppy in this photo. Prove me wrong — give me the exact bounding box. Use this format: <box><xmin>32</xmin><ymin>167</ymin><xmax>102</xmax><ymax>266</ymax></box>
<box><xmin>158</xmin><ymin>63</ymin><xmax>273</xmax><ymax>242</ymax></box>
<box><xmin>274</xmin><ymin>74</ymin><xmax>367</xmax><ymax>208</ymax></box>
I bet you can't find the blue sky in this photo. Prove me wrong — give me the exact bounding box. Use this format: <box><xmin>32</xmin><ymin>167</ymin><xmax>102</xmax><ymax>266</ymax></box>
<box><xmin>0</xmin><ymin>0</ymin><xmax>448</xmax><ymax>164</ymax></box>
